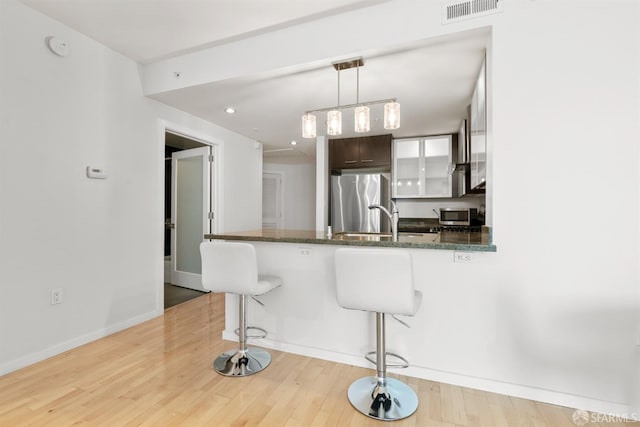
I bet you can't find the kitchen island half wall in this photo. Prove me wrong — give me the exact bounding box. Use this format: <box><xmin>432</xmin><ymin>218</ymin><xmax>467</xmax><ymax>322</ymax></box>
<box><xmin>202</xmin><ymin>234</ymin><xmax>593</xmax><ymax>413</ymax></box>
<box><xmin>207</xmin><ymin>240</ymin><xmax>498</xmax><ymax>382</ymax></box>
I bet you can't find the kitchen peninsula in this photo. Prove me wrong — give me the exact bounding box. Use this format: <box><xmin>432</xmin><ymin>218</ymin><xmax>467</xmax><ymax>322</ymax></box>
<box><xmin>204</xmin><ymin>228</ymin><xmax>497</xmax><ymax>385</ymax></box>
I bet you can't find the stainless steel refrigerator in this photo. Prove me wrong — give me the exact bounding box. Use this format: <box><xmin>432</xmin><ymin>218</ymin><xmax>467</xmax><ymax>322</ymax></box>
<box><xmin>330</xmin><ymin>173</ymin><xmax>390</xmax><ymax>233</ymax></box>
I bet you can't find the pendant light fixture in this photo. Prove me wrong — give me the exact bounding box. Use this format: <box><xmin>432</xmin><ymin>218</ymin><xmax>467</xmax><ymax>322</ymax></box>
<box><xmin>354</xmin><ymin>105</ymin><xmax>370</xmax><ymax>133</ymax></box>
<box><xmin>327</xmin><ymin>67</ymin><xmax>342</xmax><ymax>136</ymax></box>
<box><xmin>301</xmin><ymin>57</ymin><xmax>400</xmax><ymax>138</ymax></box>
<box><xmin>384</xmin><ymin>101</ymin><xmax>401</xmax><ymax>130</ymax></box>
<box><xmin>354</xmin><ymin>63</ymin><xmax>370</xmax><ymax>133</ymax></box>
<box><xmin>327</xmin><ymin>110</ymin><xmax>342</xmax><ymax>135</ymax></box>
<box><xmin>301</xmin><ymin>113</ymin><xmax>316</xmax><ymax>139</ymax></box>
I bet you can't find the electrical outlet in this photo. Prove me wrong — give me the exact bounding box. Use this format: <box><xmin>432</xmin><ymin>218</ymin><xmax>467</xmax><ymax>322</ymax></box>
<box><xmin>454</xmin><ymin>252</ymin><xmax>472</xmax><ymax>263</ymax></box>
<box><xmin>299</xmin><ymin>248</ymin><xmax>311</xmax><ymax>256</ymax></box>
<box><xmin>50</xmin><ymin>288</ymin><xmax>62</xmax><ymax>305</ymax></box>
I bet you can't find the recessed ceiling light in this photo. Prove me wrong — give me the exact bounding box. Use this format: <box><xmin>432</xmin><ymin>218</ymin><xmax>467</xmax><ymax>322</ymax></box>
<box><xmin>290</xmin><ymin>140</ymin><xmax>297</xmax><ymax>146</ymax></box>
<box><xmin>225</xmin><ymin>107</ymin><xmax>236</xmax><ymax>114</ymax></box>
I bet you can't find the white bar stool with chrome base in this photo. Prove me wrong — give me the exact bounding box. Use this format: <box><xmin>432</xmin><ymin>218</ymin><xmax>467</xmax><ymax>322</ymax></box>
<box><xmin>200</xmin><ymin>241</ymin><xmax>282</xmax><ymax>377</ymax></box>
<box><xmin>334</xmin><ymin>247</ymin><xmax>422</xmax><ymax>421</ymax></box>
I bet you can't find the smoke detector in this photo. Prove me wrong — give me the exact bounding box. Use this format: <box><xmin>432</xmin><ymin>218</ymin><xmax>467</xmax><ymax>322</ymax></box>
<box><xmin>46</xmin><ymin>37</ymin><xmax>69</xmax><ymax>57</ymax></box>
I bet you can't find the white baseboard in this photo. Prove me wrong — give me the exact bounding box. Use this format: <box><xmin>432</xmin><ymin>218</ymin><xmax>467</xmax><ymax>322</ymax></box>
<box><xmin>0</xmin><ymin>307</ymin><xmax>163</xmax><ymax>377</ymax></box>
<box><xmin>222</xmin><ymin>330</ymin><xmax>638</xmax><ymax>420</ymax></box>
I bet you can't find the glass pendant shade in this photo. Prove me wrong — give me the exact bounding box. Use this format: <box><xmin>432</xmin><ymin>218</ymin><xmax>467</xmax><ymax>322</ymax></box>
<box><xmin>302</xmin><ymin>113</ymin><xmax>317</xmax><ymax>138</ymax></box>
<box><xmin>354</xmin><ymin>105</ymin><xmax>370</xmax><ymax>133</ymax></box>
<box><xmin>384</xmin><ymin>101</ymin><xmax>401</xmax><ymax>130</ymax></box>
<box><xmin>327</xmin><ymin>110</ymin><xmax>342</xmax><ymax>136</ymax></box>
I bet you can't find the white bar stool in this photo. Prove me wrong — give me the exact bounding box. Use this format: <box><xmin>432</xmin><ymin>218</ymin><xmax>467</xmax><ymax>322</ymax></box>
<box><xmin>334</xmin><ymin>247</ymin><xmax>422</xmax><ymax>421</ymax></box>
<box><xmin>200</xmin><ymin>241</ymin><xmax>282</xmax><ymax>377</ymax></box>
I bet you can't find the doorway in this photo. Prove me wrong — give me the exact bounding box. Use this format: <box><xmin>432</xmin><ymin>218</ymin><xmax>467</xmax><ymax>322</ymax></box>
<box><xmin>164</xmin><ymin>130</ymin><xmax>217</xmax><ymax>307</ymax></box>
<box><xmin>262</xmin><ymin>171</ymin><xmax>284</xmax><ymax>229</ymax></box>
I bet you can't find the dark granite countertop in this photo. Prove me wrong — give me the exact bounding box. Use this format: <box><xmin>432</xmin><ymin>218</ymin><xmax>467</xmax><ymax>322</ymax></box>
<box><xmin>204</xmin><ymin>228</ymin><xmax>496</xmax><ymax>252</ymax></box>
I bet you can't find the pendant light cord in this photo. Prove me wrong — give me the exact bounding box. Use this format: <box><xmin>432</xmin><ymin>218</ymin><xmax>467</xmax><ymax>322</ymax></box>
<box><xmin>356</xmin><ymin>64</ymin><xmax>360</xmax><ymax>105</ymax></box>
<box><xmin>337</xmin><ymin>68</ymin><xmax>341</xmax><ymax>108</ymax></box>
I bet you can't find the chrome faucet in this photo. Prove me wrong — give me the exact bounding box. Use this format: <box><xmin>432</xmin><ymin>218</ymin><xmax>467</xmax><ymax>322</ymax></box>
<box><xmin>369</xmin><ymin>201</ymin><xmax>399</xmax><ymax>242</ymax></box>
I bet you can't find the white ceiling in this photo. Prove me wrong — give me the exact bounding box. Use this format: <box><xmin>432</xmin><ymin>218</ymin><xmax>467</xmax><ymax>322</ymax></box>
<box><xmin>20</xmin><ymin>0</ymin><xmax>383</xmax><ymax>63</ymax></box>
<box><xmin>20</xmin><ymin>0</ymin><xmax>489</xmax><ymax>163</ymax></box>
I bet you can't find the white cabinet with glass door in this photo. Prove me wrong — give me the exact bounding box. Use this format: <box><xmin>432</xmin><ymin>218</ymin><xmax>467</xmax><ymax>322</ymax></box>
<box><xmin>470</xmin><ymin>58</ymin><xmax>487</xmax><ymax>190</ymax></box>
<box><xmin>392</xmin><ymin>135</ymin><xmax>453</xmax><ymax>198</ymax></box>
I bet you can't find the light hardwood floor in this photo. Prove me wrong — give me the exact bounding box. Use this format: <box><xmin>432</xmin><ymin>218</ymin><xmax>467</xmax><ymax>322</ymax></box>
<box><xmin>0</xmin><ymin>293</ymin><xmax>633</xmax><ymax>426</ymax></box>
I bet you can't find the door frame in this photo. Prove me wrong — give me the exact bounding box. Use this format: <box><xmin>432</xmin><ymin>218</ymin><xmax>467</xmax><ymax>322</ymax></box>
<box><xmin>262</xmin><ymin>170</ymin><xmax>284</xmax><ymax>229</ymax></box>
<box><xmin>157</xmin><ymin>120</ymin><xmax>221</xmax><ymax>312</ymax></box>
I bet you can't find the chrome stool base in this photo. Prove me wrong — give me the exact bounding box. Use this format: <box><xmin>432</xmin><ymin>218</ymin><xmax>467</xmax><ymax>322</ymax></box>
<box><xmin>213</xmin><ymin>347</ymin><xmax>271</xmax><ymax>377</ymax></box>
<box><xmin>347</xmin><ymin>376</ymin><xmax>418</xmax><ymax>421</ymax></box>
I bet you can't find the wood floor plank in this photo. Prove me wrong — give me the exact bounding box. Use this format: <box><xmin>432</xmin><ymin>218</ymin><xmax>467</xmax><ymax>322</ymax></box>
<box><xmin>440</xmin><ymin>383</ymin><xmax>468</xmax><ymax>425</ymax></box>
<box><xmin>424</xmin><ymin>380</ymin><xmax>444</xmax><ymax>422</ymax></box>
<box><xmin>535</xmin><ymin>402</ymin><xmax>576</xmax><ymax>427</ymax></box>
<box><xmin>0</xmin><ymin>292</ymin><xmax>623</xmax><ymax>427</ymax></box>
<box><xmin>462</xmin><ymin>387</ymin><xmax>496</xmax><ymax>427</ymax></box>
<box><xmin>510</xmin><ymin>395</ymin><xmax>550</xmax><ymax>427</ymax></box>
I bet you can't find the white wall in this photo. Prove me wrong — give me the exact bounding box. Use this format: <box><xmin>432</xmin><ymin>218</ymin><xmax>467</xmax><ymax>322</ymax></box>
<box><xmin>263</xmin><ymin>161</ymin><xmax>316</xmax><ymax>230</ymax></box>
<box><xmin>221</xmin><ymin>140</ymin><xmax>262</xmax><ymax>233</ymax></box>
<box><xmin>141</xmin><ymin>0</ymin><xmax>640</xmax><ymax>415</ymax></box>
<box><xmin>0</xmin><ymin>0</ymin><xmax>261</xmax><ymax>374</ymax></box>
<box><xmin>487</xmin><ymin>2</ymin><xmax>638</xmax><ymax>411</ymax></box>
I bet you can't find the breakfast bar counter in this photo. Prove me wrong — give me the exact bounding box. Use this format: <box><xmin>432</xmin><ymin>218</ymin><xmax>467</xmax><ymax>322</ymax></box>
<box><xmin>202</xmin><ymin>227</ymin><xmax>499</xmax><ymax>390</ymax></box>
<box><xmin>204</xmin><ymin>227</ymin><xmax>496</xmax><ymax>252</ymax></box>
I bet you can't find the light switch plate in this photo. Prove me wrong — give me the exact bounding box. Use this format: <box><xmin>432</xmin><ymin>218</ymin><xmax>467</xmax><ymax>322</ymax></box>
<box><xmin>86</xmin><ymin>166</ymin><xmax>108</xmax><ymax>179</ymax></box>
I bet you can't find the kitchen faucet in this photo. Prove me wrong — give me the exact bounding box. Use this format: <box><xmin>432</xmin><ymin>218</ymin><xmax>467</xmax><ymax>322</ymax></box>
<box><xmin>369</xmin><ymin>200</ymin><xmax>399</xmax><ymax>242</ymax></box>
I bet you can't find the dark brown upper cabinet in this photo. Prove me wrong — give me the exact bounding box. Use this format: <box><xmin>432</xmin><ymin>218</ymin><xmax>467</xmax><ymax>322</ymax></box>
<box><xmin>329</xmin><ymin>134</ymin><xmax>392</xmax><ymax>170</ymax></box>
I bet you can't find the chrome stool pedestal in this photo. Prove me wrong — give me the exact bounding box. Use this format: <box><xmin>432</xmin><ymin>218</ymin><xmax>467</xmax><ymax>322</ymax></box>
<box><xmin>214</xmin><ymin>294</ymin><xmax>271</xmax><ymax>377</ymax></box>
<box><xmin>348</xmin><ymin>376</ymin><xmax>419</xmax><ymax>421</ymax></box>
<box><xmin>347</xmin><ymin>313</ymin><xmax>418</xmax><ymax>421</ymax></box>
<box><xmin>214</xmin><ymin>348</ymin><xmax>271</xmax><ymax>377</ymax></box>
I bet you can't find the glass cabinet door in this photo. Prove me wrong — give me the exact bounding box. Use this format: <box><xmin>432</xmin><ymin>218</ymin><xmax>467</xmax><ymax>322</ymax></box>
<box><xmin>423</xmin><ymin>136</ymin><xmax>452</xmax><ymax>198</ymax></box>
<box><xmin>392</xmin><ymin>135</ymin><xmax>452</xmax><ymax>198</ymax></box>
<box><xmin>392</xmin><ymin>138</ymin><xmax>421</xmax><ymax>197</ymax></box>
<box><xmin>470</xmin><ymin>59</ymin><xmax>486</xmax><ymax>189</ymax></box>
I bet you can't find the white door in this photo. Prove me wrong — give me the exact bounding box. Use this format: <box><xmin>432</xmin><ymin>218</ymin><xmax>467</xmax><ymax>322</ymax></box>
<box><xmin>262</xmin><ymin>172</ymin><xmax>283</xmax><ymax>229</ymax></box>
<box><xmin>170</xmin><ymin>146</ymin><xmax>213</xmax><ymax>291</ymax></box>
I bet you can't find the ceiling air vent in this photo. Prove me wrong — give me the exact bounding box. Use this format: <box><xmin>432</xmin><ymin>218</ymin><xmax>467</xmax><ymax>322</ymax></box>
<box><xmin>442</xmin><ymin>0</ymin><xmax>503</xmax><ymax>24</ymax></box>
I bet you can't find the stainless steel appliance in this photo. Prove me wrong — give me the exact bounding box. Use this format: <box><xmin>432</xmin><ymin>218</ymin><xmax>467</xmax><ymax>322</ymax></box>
<box><xmin>331</xmin><ymin>173</ymin><xmax>390</xmax><ymax>233</ymax></box>
<box><xmin>452</xmin><ymin>109</ymin><xmax>471</xmax><ymax>197</ymax></box>
<box><xmin>439</xmin><ymin>208</ymin><xmax>478</xmax><ymax>226</ymax></box>
<box><xmin>398</xmin><ymin>217</ymin><xmax>481</xmax><ymax>233</ymax></box>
